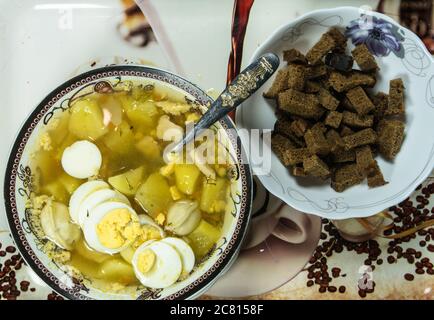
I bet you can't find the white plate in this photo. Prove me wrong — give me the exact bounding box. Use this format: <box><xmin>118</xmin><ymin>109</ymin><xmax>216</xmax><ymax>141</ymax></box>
<box><xmin>236</xmin><ymin>6</ymin><xmax>434</xmax><ymax>219</ymax></box>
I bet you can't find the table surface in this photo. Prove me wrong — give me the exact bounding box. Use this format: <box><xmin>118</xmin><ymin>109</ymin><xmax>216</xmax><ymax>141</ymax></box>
<box><xmin>1</xmin><ymin>0</ymin><xmax>433</xmax><ymax>300</ymax></box>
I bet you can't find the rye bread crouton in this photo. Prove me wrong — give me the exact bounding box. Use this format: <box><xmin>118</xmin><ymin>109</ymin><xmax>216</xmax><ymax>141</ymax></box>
<box><xmin>278</xmin><ymin>89</ymin><xmax>325</xmax><ymax>120</ymax></box>
<box><xmin>283</xmin><ymin>48</ymin><xmax>307</xmax><ymax>64</ymax></box>
<box><xmin>329</xmin><ymin>71</ymin><xmax>376</xmax><ymax>92</ymax></box>
<box><xmin>352</xmin><ymin>44</ymin><xmax>378</xmax><ymax>71</ymax></box>
<box><xmin>318</xmin><ymin>88</ymin><xmax>340</xmax><ymax>111</ymax></box>
<box><xmin>306</xmin><ymin>33</ymin><xmax>336</xmax><ymax>65</ymax></box>
<box><xmin>264</xmin><ymin>68</ymin><xmax>289</xmax><ymax>99</ymax></box>
<box><xmin>271</xmin><ymin>134</ymin><xmax>295</xmax><ymax>166</ymax></box>
<box><xmin>287</xmin><ymin>64</ymin><xmax>307</xmax><ymax>91</ymax></box>
<box><xmin>345</xmin><ymin>86</ymin><xmax>375</xmax><ymax>115</ymax></box>
<box><xmin>367</xmin><ymin>160</ymin><xmax>388</xmax><ymax>187</ymax></box>
<box><xmin>331</xmin><ymin>163</ymin><xmax>364</xmax><ymax>192</ymax></box>
<box><xmin>303</xmin><ymin>155</ymin><xmax>330</xmax><ymax>177</ymax></box>
<box><xmin>385</xmin><ymin>78</ymin><xmax>405</xmax><ymax>116</ymax></box>
<box><xmin>355</xmin><ymin>145</ymin><xmax>375</xmax><ymax>175</ymax></box>
<box><xmin>304</xmin><ymin>128</ymin><xmax>330</xmax><ymax>156</ymax></box>
<box><xmin>342</xmin><ymin>111</ymin><xmax>374</xmax><ymax>128</ymax></box>
<box><xmin>377</xmin><ymin>119</ymin><xmax>405</xmax><ymax>160</ymax></box>
<box><xmin>325</xmin><ymin>111</ymin><xmax>343</xmax><ymax>129</ymax></box>
<box><xmin>342</xmin><ymin>128</ymin><xmax>377</xmax><ymax>150</ymax></box>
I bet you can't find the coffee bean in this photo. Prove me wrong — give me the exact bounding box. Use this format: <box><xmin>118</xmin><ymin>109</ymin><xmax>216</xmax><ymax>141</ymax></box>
<box><xmin>328</xmin><ymin>286</ymin><xmax>337</xmax><ymax>293</ymax></box>
<box><xmin>415</xmin><ymin>268</ymin><xmax>425</xmax><ymax>275</ymax></box>
<box><xmin>404</xmin><ymin>273</ymin><xmax>414</xmax><ymax>281</ymax></box>
<box><xmin>427</xmin><ymin>244</ymin><xmax>434</xmax><ymax>252</ymax></box>
<box><xmin>0</xmin><ymin>251</ymin><xmax>5</xmax><ymax>257</ymax></box>
<box><xmin>307</xmin><ymin>280</ymin><xmax>314</xmax><ymax>287</ymax></box>
<box><xmin>387</xmin><ymin>256</ymin><xmax>396</xmax><ymax>264</ymax></box>
<box><xmin>5</xmin><ymin>246</ymin><xmax>16</xmax><ymax>253</ymax></box>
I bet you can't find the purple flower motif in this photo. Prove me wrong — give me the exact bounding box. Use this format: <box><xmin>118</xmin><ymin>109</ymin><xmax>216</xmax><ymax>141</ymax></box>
<box><xmin>345</xmin><ymin>14</ymin><xmax>404</xmax><ymax>57</ymax></box>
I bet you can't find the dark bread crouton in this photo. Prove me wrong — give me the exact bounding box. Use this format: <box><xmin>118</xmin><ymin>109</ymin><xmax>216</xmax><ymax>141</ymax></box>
<box><xmin>304</xmin><ymin>128</ymin><xmax>330</xmax><ymax>156</ymax></box>
<box><xmin>342</xmin><ymin>111</ymin><xmax>374</xmax><ymax>128</ymax></box>
<box><xmin>377</xmin><ymin>119</ymin><xmax>405</xmax><ymax>160</ymax></box>
<box><xmin>306</xmin><ymin>33</ymin><xmax>336</xmax><ymax>65</ymax></box>
<box><xmin>303</xmin><ymin>155</ymin><xmax>330</xmax><ymax>177</ymax></box>
<box><xmin>304</xmin><ymin>81</ymin><xmax>321</xmax><ymax>93</ymax></box>
<box><xmin>367</xmin><ymin>160</ymin><xmax>388</xmax><ymax>187</ymax></box>
<box><xmin>385</xmin><ymin>78</ymin><xmax>405</xmax><ymax>116</ymax></box>
<box><xmin>318</xmin><ymin>88</ymin><xmax>340</xmax><ymax>111</ymax></box>
<box><xmin>341</xmin><ymin>96</ymin><xmax>357</xmax><ymax>112</ymax></box>
<box><xmin>345</xmin><ymin>86</ymin><xmax>375</xmax><ymax>115</ymax></box>
<box><xmin>326</xmin><ymin>129</ymin><xmax>344</xmax><ymax>153</ymax></box>
<box><xmin>306</xmin><ymin>64</ymin><xmax>328</xmax><ymax>79</ymax></box>
<box><xmin>283</xmin><ymin>48</ymin><xmax>307</xmax><ymax>64</ymax></box>
<box><xmin>352</xmin><ymin>44</ymin><xmax>378</xmax><ymax>71</ymax></box>
<box><xmin>289</xmin><ymin>118</ymin><xmax>309</xmax><ymax>137</ymax></box>
<box><xmin>274</xmin><ymin>117</ymin><xmax>293</xmax><ymax>137</ymax></box>
<box><xmin>331</xmin><ymin>163</ymin><xmax>364</xmax><ymax>192</ymax></box>
<box><xmin>264</xmin><ymin>68</ymin><xmax>289</xmax><ymax>99</ymax></box>
<box><xmin>342</xmin><ymin>128</ymin><xmax>377</xmax><ymax>150</ymax></box>
<box><xmin>327</xmin><ymin>27</ymin><xmax>347</xmax><ymax>52</ymax></box>
<box><xmin>332</xmin><ymin>148</ymin><xmax>356</xmax><ymax>163</ymax></box>
<box><xmin>287</xmin><ymin>64</ymin><xmax>307</xmax><ymax>91</ymax></box>
<box><xmin>329</xmin><ymin>71</ymin><xmax>376</xmax><ymax>92</ymax></box>
<box><xmin>325</xmin><ymin>111</ymin><xmax>343</xmax><ymax>128</ymax></box>
<box><xmin>340</xmin><ymin>125</ymin><xmax>354</xmax><ymax>137</ymax></box>
<box><xmin>271</xmin><ymin>134</ymin><xmax>295</xmax><ymax>166</ymax></box>
<box><xmin>286</xmin><ymin>148</ymin><xmax>311</xmax><ymax>165</ymax></box>
<box><xmin>355</xmin><ymin>145</ymin><xmax>375</xmax><ymax>175</ymax></box>
<box><xmin>372</xmin><ymin>92</ymin><xmax>389</xmax><ymax>124</ymax></box>
<box><xmin>278</xmin><ymin>89</ymin><xmax>325</xmax><ymax>119</ymax></box>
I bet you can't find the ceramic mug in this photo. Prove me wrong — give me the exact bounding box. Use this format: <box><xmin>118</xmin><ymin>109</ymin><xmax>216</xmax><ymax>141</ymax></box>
<box><xmin>242</xmin><ymin>177</ymin><xmax>310</xmax><ymax>249</ymax></box>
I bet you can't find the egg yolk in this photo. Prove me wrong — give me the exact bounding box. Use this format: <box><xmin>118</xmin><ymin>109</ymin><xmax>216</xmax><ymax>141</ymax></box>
<box><xmin>96</xmin><ymin>209</ymin><xmax>141</xmax><ymax>249</ymax></box>
<box><xmin>137</xmin><ymin>249</ymin><xmax>156</xmax><ymax>274</ymax></box>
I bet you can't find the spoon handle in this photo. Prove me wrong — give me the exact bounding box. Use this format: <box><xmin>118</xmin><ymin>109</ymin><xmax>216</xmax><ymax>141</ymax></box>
<box><xmin>173</xmin><ymin>53</ymin><xmax>280</xmax><ymax>152</ymax></box>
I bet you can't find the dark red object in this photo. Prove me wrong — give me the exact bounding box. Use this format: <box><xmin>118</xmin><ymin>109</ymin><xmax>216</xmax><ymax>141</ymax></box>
<box><xmin>227</xmin><ymin>0</ymin><xmax>255</xmax><ymax>119</ymax></box>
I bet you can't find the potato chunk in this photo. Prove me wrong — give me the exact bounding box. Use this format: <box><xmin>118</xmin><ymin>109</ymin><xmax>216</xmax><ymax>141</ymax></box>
<box><xmin>187</xmin><ymin>220</ymin><xmax>221</xmax><ymax>259</ymax></box>
<box><xmin>200</xmin><ymin>177</ymin><xmax>228</xmax><ymax>214</ymax></box>
<box><xmin>135</xmin><ymin>173</ymin><xmax>172</xmax><ymax>217</ymax></box>
<box><xmin>108</xmin><ymin>166</ymin><xmax>146</xmax><ymax>196</ymax></box>
<box><xmin>175</xmin><ymin>164</ymin><xmax>202</xmax><ymax>195</ymax></box>
<box><xmin>69</xmin><ymin>99</ymin><xmax>108</xmax><ymax>140</ymax></box>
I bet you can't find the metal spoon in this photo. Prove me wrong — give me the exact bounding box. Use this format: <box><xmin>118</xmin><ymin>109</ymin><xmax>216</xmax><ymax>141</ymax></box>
<box><xmin>170</xmin><ymin>53</ymin><xmax>280</xmax><ymax>153</ymax></box>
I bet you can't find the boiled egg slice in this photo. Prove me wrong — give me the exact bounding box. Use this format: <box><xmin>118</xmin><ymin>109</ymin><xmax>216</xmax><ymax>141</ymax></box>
<box><xmin>138</xmin><ymin>214</ymin><xmax>165</xmax><ymax>238</ymax></box>
<box><xmin>61</xmin><ymin>140</ymin><xmax>102</xmax><ymax>179</ymax></box>
<box><xmin>132</xmin><ymin>240</ymin><xmax>182</xmax><ymax>289</ymax></box>
<box><xmin>77</xmin><ymin>188</ymin><xmax>129</xmax><ymax>227</ymax></box>
<box><xmin>83</xmin><ymin>201</ymin><xmax>141</xmax><ymax>254</ymax></box>
<box><xmin>161</xmin><ymin>237</ymin><xmax>195</xmax><ymax>276</ymax></box>
<box><xmin>69</xmin><ymin>180</ymin><xmax>109</xmax><ymax>224</ymax></box>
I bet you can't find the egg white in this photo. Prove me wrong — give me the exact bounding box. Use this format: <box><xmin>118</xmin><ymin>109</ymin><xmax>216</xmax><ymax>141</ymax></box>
<box><xmin>161</xmin><ymin>237</ymin><xmax>195</xmax><ymax>275</ymax></box>
<box><xmin>83</xmin><ymin>201</ymin><xmax>139</xmax><ymax>254</ymax></box>
<box><xmin>68</xmin><ymin>180</ymin><xmax>109</xmax><ymax>224</ymax></box>
<box><xmin>77</xmin><ymin>189</ymin><xmax>129</xmax><ymax>227</ymax></box>
<box><xmin>61</xmin><ymin>140</ymin><xmax>102</xmax><ymax>179</ymax></box>
<box><xmin>132</xmin><ymin>240</ymin><xmax>182</xmax><ymax>289</ymax></box>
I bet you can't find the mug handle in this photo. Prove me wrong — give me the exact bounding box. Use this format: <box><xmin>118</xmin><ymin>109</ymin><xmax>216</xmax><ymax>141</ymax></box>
<box><xmin>271</xmin><ymin>205</ymin><xmax>310</xmax><ymax>244</ymax></box>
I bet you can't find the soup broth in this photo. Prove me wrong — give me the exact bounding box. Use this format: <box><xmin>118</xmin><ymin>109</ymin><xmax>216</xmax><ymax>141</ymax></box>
<box><xmin>29</xmin><ymin>82</ymin><xmax>233</xmax><ymax>293</ymax></box>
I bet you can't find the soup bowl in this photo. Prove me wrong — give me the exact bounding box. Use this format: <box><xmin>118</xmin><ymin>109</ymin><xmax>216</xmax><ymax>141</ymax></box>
<box><xmin>3</xmin><ymin>65</ymin><xmax>252</xmax><ymax>300</ymax></box>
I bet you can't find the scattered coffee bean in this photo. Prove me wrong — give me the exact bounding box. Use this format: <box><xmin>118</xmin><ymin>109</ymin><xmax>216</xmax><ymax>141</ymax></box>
<box><xmin>404</xmin><ymin>273</ymin><xmax>414</xmax><ymax>281</ymax></box>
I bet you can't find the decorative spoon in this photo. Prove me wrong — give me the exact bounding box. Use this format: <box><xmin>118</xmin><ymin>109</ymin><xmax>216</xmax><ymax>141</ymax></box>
<box><xmin>170</xmin><ymin>53</ymin><xmax>280</xmax><ymax>153</ymax></box>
